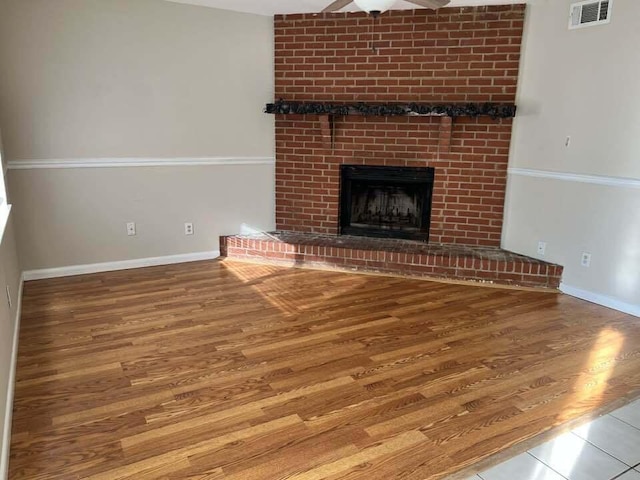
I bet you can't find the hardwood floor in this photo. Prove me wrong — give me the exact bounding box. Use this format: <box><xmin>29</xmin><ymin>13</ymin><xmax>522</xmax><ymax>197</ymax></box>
<box><xmin>9</xmin><ymin>260</ymin><xmax>640</xmax><ymax>480</ymax></box>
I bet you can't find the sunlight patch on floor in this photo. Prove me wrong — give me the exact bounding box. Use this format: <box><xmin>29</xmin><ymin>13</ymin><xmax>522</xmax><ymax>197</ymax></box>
<box><xmin>560</xmin><ymin>328</ymin><xmax>624</xmax><ymax>422</ymax></box>
<box><xmin>221</xmin><ymin>259</ymin><xmax>370</xmax><ymax>316</ymax></box>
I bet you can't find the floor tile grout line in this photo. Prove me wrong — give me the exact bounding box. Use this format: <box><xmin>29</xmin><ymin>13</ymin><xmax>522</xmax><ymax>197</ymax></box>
<box><xmin>570</xmin><ymin>419</ymin><xmax>640</xmax><ymax>468</ymax></box>
<box><xmin>608</xmin><ymin>410</ymin><xmax>640</xmax><ymax>433</ymax></box>
<box><xmin>527</xmin><ymin>433</ymin><xmax>626</xmax><ymax>480</ymax></box>
<box><xmin>524</xmin><ymin>451</ymin><xmax>570</xmax><ymax>480</ymax></box>
<box><xmin>609</xmin><ymin>467</ymin><xmax>635</xmax><ymax>480</ymax></box>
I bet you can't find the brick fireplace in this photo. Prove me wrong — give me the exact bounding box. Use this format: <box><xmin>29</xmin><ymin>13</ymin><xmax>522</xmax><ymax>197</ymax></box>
<box><xmin>222</xmin><ymin>4</ymin><xmax>564</xmax><ymax>289</ymax></box>
<box><xmin>274</xmin><ymin>5</ymin><xmax>525</xmax><ymax>246</ymax></box>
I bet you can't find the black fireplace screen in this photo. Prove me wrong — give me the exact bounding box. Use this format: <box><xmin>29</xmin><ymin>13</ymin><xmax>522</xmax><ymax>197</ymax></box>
<box><xmin>340</xmin><ymin>165</ymin><xmax>435</xmax><ymax>241</ymax></box>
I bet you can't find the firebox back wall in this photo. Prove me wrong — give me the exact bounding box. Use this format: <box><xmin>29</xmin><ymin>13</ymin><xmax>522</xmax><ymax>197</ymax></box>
<box><xmin>274</xmin><ymin>5</ymin><xmax>525</xmax><ymax>246</ymax></box>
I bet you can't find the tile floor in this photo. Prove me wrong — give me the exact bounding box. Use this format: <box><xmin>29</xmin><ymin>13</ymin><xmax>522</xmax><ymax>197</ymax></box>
<box><xmin>465</xmin><ymin>398</ymin><xmax>640</xmax><ymax>480</ymax></box>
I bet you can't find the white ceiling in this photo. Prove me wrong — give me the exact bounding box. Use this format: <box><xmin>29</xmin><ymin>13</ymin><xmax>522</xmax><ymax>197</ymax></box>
<box><xmin>164</xmin><ymin>0</ymin><xmax>526</xmax><ymax>17</ymax></box>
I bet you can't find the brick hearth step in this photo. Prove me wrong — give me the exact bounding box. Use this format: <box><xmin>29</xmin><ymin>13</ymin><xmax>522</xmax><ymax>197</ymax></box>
<box><xmin>220</xmin><ymin>232</ymin><xmax>563</xmax><ymax>289</ymax></box>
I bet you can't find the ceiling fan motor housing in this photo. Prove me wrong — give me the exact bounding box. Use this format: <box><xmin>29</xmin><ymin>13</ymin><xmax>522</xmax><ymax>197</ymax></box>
<box><xmin>353</xmin><ymin>0</ymin><xmax>396</xmax><ymax>14</ymax></box>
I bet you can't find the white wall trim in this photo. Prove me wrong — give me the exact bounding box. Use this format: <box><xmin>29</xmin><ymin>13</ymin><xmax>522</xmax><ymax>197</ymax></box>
<box><xmin>0</xmin><ymin>205</ymin><xmax>12</xmax><ymax>247</ymax></box>
<box><xmin>1</xmin><ymin>274</ymin><xmax>23</xmax><ymax>480</ymax></box>
<box><xmin>7</xmin><ymin>157</ymin><xmax>275</xmax><ymax>170</ymax></box>
<box><xmin>23</xmin><ymin>251</ymin><xmax>220</xmax><ymax>281</ymax></box>
<box><xmin>508</xmin><ymin>168</ymin><xmax>640</xmax><ymax>189</ymax></box>
<box><xmin>561</xmin><ymin>283</ymin><xmax>640</xmax><ymax>318</ymax></box>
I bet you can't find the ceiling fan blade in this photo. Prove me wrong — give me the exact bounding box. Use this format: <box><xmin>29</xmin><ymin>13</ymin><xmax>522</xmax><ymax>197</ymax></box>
<box><xmin>322</xmin><ymin>0</ymin><xmax>354</xmax><ymax>12</ymax></box>
<box><xmin>404</xmin><ymin>0</ymin><xmax>451</xmax><ymax>9</ymax></box>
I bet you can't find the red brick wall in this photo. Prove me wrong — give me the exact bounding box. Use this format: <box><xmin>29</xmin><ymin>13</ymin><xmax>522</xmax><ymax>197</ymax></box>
<box><xmin>274</xmin><ymin>5</ymin><xmax>525</xmax><ymax>246</ymax></box>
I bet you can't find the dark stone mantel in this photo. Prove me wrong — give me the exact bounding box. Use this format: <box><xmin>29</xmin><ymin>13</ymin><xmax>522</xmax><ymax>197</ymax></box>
<box><xmin>264</xmin><ymin>99</ymin><xmax>517</xmax><ymax>119</ymax></box>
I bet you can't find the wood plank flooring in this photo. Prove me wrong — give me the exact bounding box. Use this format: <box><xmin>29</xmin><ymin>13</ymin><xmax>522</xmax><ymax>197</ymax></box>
<box><xmin>9</xmin><ymin>260</ymin><xmax>640</xmax><ymax>480</ymax></box>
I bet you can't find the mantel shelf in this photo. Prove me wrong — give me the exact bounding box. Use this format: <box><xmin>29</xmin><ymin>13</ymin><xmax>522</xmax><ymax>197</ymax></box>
<box><xmin>265</xmin><ymin>100</ymin><xmax>517</xmax><ymax>119</ymax></box>
<box><xmin>265</xmin><ymin>100</ymin><xmax>513</xmax><ymax>152</ymax></box>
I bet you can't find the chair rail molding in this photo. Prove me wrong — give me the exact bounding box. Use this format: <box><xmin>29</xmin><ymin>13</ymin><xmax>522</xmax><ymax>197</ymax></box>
<box><xmin>7</xmin><ymin>157</ymin><xmax>275</xmax><ymax>170</ymax></box>
<box><xmin>508</xmin><ymin>167</ymin><xmax>640</xmax><ymax>189</ymax></box>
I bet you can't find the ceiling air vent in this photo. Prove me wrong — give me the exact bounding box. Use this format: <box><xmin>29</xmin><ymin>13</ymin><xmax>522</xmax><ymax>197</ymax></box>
<box><xmin>569</xmin><ymin>0</ymin><xmax>612</xmax><ymax>29</ymax></box>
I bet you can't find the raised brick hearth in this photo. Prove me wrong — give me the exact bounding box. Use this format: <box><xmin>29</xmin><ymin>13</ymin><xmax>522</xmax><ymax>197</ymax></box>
<box><xmin>220</xmin><ymin>232</ymin><xmax>563</xmax><ymax>289</ymax></box>
<box><xmin>227</xmin><ymin>5</ymin><xmax>564</xmax><ymax>288</ymax></box>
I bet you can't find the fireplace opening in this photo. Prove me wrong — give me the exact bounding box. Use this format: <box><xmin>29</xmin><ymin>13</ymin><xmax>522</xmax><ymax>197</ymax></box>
<box><xmin>339</xmin><ymin>165</ymin><xmax>435</xmax><ymax>241</ymax></box>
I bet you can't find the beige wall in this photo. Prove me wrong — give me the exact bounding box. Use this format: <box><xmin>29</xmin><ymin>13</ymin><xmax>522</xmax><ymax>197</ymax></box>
<box><xmin>9</xmin><ymin>164</ymin><xmax>274</xmax><ymax>271</ymax></box>
<box><xmin>0</xmin><ymin>215</ymin><xmax>21</xmax><ymax>479</ymax></box>
<box><xmin>508</xmin><ymin>0</ymin><xmax>640</xmax><ymax>179</ymax></box>
<box><xmin>0</xmin><ymin>0</ymin><xmax>274</xmax><ymax>160</ymax></box>
<box><xmin>0</xmin><ymin>0</ymin><xmax>276</xmax><ymax>271</ymax></box>
<box><xmin>504</xmin><ymin>0</ymin><xmax>640</xmax><ymax>314</ymax></box>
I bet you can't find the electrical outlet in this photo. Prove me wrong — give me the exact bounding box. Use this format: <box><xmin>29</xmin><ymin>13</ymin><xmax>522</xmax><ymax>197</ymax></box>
<box><xmin>537</xmin><ymin>241</ymin><xmax>547</xmax><ymax>256</ymax></box>
<box><xmin>5</xmin><ymin>285</ymin><xmax>11</xmax><ymax>309</ymax></box>
<box><xmin>184</xmin><ymin>222</ymin><xmax>194</xmax><ymax>236</ymax></box>
<box><xmin>127</xmin><ymin>222</ymin><xmax>136</xmax><ymax>236</ymax></box>
<box><xmin>581</xmin><ymin>252</ymin><xmax>592</xmax><ymax>267</ymax></box>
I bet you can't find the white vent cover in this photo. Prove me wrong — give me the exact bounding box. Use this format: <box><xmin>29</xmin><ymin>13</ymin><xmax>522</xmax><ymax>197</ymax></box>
<box><xmin>569</xmin><ymin>0</ymin><xmax>612</xmax><ymax>29</ymax></box>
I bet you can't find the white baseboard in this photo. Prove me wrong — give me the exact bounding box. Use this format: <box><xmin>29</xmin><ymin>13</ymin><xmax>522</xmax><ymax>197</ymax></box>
<box><xmin>22</xmin><ymin>250</ymin><xmax>220</xmax><ymax>281</ymax></box>
<box><xmin>0</xmin><ymin>274</ymin><xmax>24</xmax><ymax>480</ymax></box>
<box><xmin>560</xmin><ymin>283</ymin><xmax>640</xmax><ymax>318</ymax></box>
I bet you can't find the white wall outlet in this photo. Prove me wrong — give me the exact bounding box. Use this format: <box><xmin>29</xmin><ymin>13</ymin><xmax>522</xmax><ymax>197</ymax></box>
<box><xmin>581</xmin><ymin>252</ymin><xmax>592</xmax><ymax>267</ymax></box>
<box><xmin>126</xmin><ymin>222</ymin><xmax>136</xmax><ymax>236</ymax></box>
<box><xmin>184</xmin><ymin>222</ymin><xmax>194</xmax><ymax>236</ymax></box>
<box><xmin>537</xmin><ymin>241</ymin><xmax>547</xmax><ymax>256</ymax></box>
<box><xmin>5</xmin><ymin>285</ymin><xmax>11</xmax><ymax>309</ymax></box>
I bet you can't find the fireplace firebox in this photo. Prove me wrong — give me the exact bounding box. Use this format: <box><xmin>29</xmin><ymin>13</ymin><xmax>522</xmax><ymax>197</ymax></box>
<box><xmin>339</xmin><ymin>165</ymin><xmax>435</xmax><ymax>242</ymax></box>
